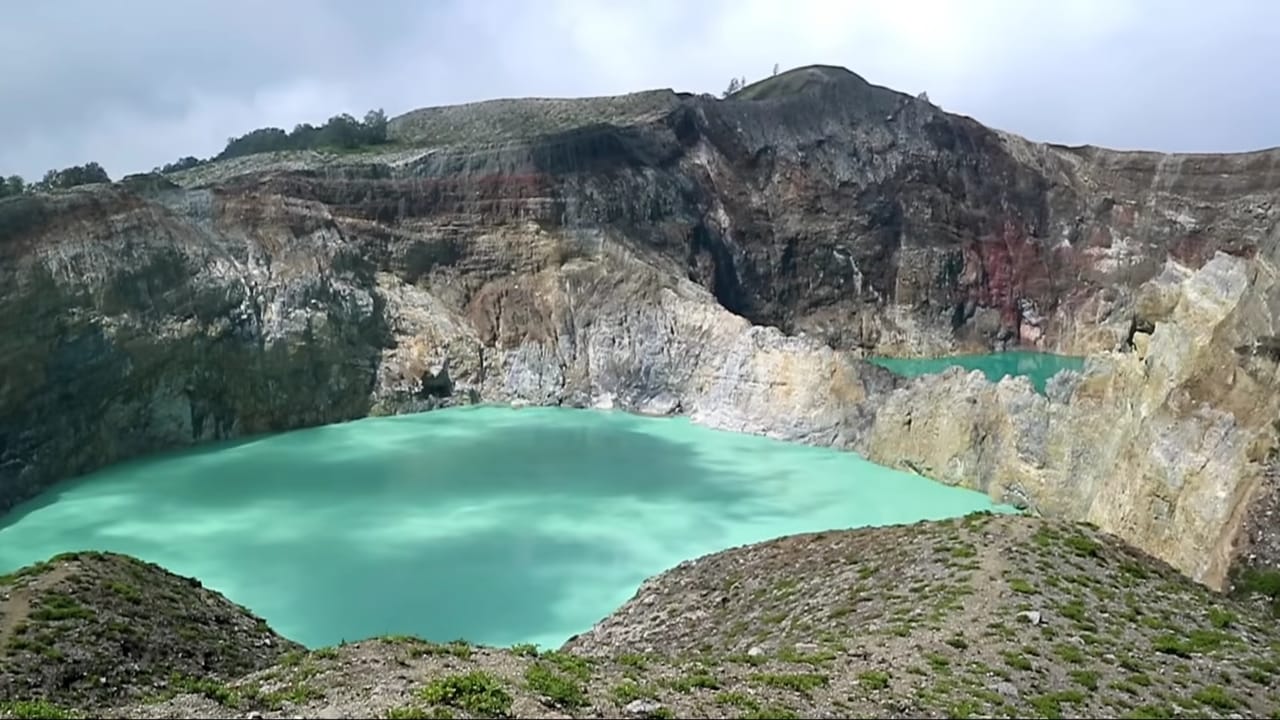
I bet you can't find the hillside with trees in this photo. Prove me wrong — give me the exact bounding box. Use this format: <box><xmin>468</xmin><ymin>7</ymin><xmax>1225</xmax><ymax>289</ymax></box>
<box><xmin>217</xmin><ymin>109</ymin><xmax>389</xmax><ymax>160</ymax></box>
<box><xmin>0</xmin><ymin>162</ymin><xmax>112</xmax><ymax>198</ymax></box>
<box><xmin>149</xmin><ymin>108</ymin><xmax>391</xmax><ymax>175</ymax></box>
<box><xmin>1</xmin><ymin>107</ymin><xmax>391</xmax><ymax>196</ymax></box>
<box><xmin>0</xmin><ymin>175</ymin><xmax>25</xmax><ymax>198</ymax></box>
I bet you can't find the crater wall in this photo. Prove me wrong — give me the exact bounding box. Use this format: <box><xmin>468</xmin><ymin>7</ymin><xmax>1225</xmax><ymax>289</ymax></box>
<box><xmin>3</xmin><ymin>66</ymin><xmax>1279</xmax><ymax>589</ymax></box>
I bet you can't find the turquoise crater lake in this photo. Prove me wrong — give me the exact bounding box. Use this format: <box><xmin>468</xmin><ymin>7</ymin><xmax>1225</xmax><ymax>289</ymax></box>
<box><xmin>868</xmin><ymin>351</ymin><xmax>1085</xmax><ymax>394</ymax></box>
<box><xmin>0</xmin><ymin>406</ymin><xmax>1010</xmax><ymax>650</ymax></box>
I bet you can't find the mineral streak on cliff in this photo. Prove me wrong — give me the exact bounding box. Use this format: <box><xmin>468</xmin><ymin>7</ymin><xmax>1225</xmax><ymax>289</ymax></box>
<box><xmin>2</xmin><ymin>65</ymin><xmax>1279</xmax><ymax>589</ymax></box>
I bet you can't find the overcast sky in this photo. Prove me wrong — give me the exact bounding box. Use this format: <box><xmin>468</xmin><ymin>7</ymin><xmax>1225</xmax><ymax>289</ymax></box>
<box><xmin>1</xmin><ymin>0</ymin><xmax>1276</xmax><ymax>180</ymax></box>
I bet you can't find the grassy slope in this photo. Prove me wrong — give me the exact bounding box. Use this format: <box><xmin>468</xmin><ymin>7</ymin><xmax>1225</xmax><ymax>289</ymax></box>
<box><xmin>729</xmin><ymin>65</ymin><xmax>865</xmax><ymax>102</ymax></box>
<box><xmin>4</xmin><ymin>515</ymin><xmax>1279</xmax><ymax>720</ymax></box>
<box><xmin>0</xmin><ymin>552</ymin><xmax>300</xmax><ymax>714</ymax></box>
<box><xmin>385</xmin><ymin>89</ymin><xmax>682</xmax><ymax>147</ymax></box>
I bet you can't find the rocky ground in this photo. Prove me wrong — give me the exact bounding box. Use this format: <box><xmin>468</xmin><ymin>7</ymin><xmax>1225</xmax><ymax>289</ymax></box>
<box><xmin>3</xmin><ymin>514</ymin><xmax>1278</xmax><ymax>719</ymax></box>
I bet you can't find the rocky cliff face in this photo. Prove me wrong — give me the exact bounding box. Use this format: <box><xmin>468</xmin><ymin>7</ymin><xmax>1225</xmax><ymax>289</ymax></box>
<box><xmin>1</xmin><ymin>65</ymin><xmax>1278</xmax><ymax>589</ymax></box>
<box><xmin>860</xmin><ymin>252</ymin><xmax>1280</xmax><ymax>588</ymax></box>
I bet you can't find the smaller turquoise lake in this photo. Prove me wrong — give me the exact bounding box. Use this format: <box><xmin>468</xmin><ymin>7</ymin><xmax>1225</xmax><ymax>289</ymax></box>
<box><xmin>868</xmin><ymin>352</ymin><xmax>1084</xmax><ymax>393</ymax></box>
<box><xmin>0</xmin><ymin>407</ymin><xmax>1013</xmax><ymax>650</ymax></box>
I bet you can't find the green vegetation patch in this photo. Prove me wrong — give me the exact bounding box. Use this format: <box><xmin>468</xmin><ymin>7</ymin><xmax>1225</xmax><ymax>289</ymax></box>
<box><xmin>749</xmin><ymin>672</ymin><xmax>829</xmax><ymax>693</ymax></box>
<box><xmin>857</xmin><ymin>670</ymin><xmax>891</xmax><ymax>690</ymax></box>
<box><xmin>524</xmin><ymin>662</ymin><xmax>587</xmax><ymax>709</ymax></box>
<box><xmin>419</xmin><ymin>671</ymin><xmax>512</xmax><ymax>717</ymax></box>
<box><xmin>0</xmin><ymin>700</ymin><xmax>78</xmax><ymax>719</ymax></box>
<box><xmin>30</xmin><ymin>593</ymin><xmax>94</xmax><ymax>622</ymax></box>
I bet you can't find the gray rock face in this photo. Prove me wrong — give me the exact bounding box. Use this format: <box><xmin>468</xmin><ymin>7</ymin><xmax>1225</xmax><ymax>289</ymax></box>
<box><xmin>2</xmin><ymin>65</ymin><xmax>1279</xmax><ymax>589</ymax></box>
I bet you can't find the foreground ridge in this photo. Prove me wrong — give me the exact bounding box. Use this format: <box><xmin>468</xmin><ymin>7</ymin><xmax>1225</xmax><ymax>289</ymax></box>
<box><xmin>0</xmin><ymin>552</ymin><xmax>298</xmax><ymax>710</ymax></box>
<box><xmin>2</xmin><ymin>515</ymin><xmax>1278</xmax><ymax>719</ymax></box>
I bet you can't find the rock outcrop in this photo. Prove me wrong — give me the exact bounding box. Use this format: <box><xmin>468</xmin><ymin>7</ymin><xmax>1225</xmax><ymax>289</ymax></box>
<box><xmin>1</xmin><ymin>65</ymin><xmax>1279</xmax><ymax>589</ymax></box>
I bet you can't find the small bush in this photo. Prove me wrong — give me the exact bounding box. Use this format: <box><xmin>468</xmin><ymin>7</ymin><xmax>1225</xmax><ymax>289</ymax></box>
<box><xmin>857</xmin><ymin>670</ymin><xmax>890</xmax><ymax>690</ymax></box>
<box><xmin>524</xmin><ymin>663</ymin><xmax>586</xmax><ymax>709</ymax></box>
<box><xmin>1028</xmin><ymin>690</ymin><xmax>1085</xmax><ymax>719</ymax></box>
<box><xmin>612</xmin><ymin>680</ymin><xmax>657</xmax><ymax>704</ymax></box>
<box><xmin>107</xmin><ymin>581</ymin><xmax>141</xmax><ymax>602</ymax></box>
<box><xmin>1052</xmin><ymin>643</ymin><xmax>1085</xmax><ymax>664</ymax></box>
<box><xmin>419</xmin><ymin>671</ymin><xmax>512</xmax><ymax>717</ymax></box>
<box><xmin>749</xmin><ymin>673</ymin><xmax>828</xmax><ymax>693</ymax></box>
<box><xmin>669</xmin><ymin>668</ymin><xmax>720</xmax><ymax>692</ymax></box>
<box><xmin>0</xmin><ymin>700</ymin><xmax>78</xmax><ymax>719</ymax></box>
<box><xmin>1064</xmin><ymin>534</ymin><xmax>1101</xmax><ymax>557</ymax></box>
<box><xmin>1233</xmin><ymin>567</ymin><xmax>1280</xmax><ymax>598</ymax></box>
<box><xmin>1002</xmin><ymin>651</ymin><xmax>1033</xmax><ymax>671</ymax></box>
<box><xmin>1008</xmin><ymin>578</ymin><xmax>1036</xmax><ymax>594</ymax></box>
<box><xmin>30</xmin><ymin>594</ymin><xmax>93</xmax><ymax>622</ymax></box>
<box><xmin>540</xmin><ymin>650</ymin><xmax>591</xmax><ymax>680</ymax></box>
<box><xmin>1069</xmin><ymin>669</ymin><xmax>1099</xmax><ymax>691</ymax></box>
<box><xmin>1207</xmin><ymin>607</ymin><xmax>1237</xmax><ymax>629</ymax></box>
<box><xmin>1191</xmin><ymin>685</ymin><xmax>1239</xmax><ymax>710</ymax></box>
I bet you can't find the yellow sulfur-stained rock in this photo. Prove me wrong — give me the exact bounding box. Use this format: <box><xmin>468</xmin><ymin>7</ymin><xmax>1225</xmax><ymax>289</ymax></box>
<box><xmin>860</xmin><ymin>253</ymin><xmax>1280</xmax><ymax>589</ymax></box>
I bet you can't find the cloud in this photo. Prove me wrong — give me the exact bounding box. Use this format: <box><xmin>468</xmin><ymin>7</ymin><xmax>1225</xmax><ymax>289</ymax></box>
<box><xmin>1</xmin><ymin>0</ymin><xmax>1276</xmax><ymax>180</ymax></box>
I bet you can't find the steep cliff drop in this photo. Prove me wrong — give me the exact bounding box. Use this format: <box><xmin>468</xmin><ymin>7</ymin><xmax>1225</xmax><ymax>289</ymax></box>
<box><xmin>1</xmin><ymin>65</ymin><xmax>1279</xmax><ymax>596</ymax></box>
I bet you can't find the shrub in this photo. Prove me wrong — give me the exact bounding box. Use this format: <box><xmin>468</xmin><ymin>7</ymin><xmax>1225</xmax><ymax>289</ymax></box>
<box><xmin>419</xmin><ymin>671</ymin><xmax>512</xmax><ymax>717</ymax></box>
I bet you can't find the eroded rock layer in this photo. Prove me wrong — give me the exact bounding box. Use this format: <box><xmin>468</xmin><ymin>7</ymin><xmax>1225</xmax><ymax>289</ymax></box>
<box><xmin>1</xmin><ymin>65</ymin><xmax>1278</xmax><ymax>589</ymax></box>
